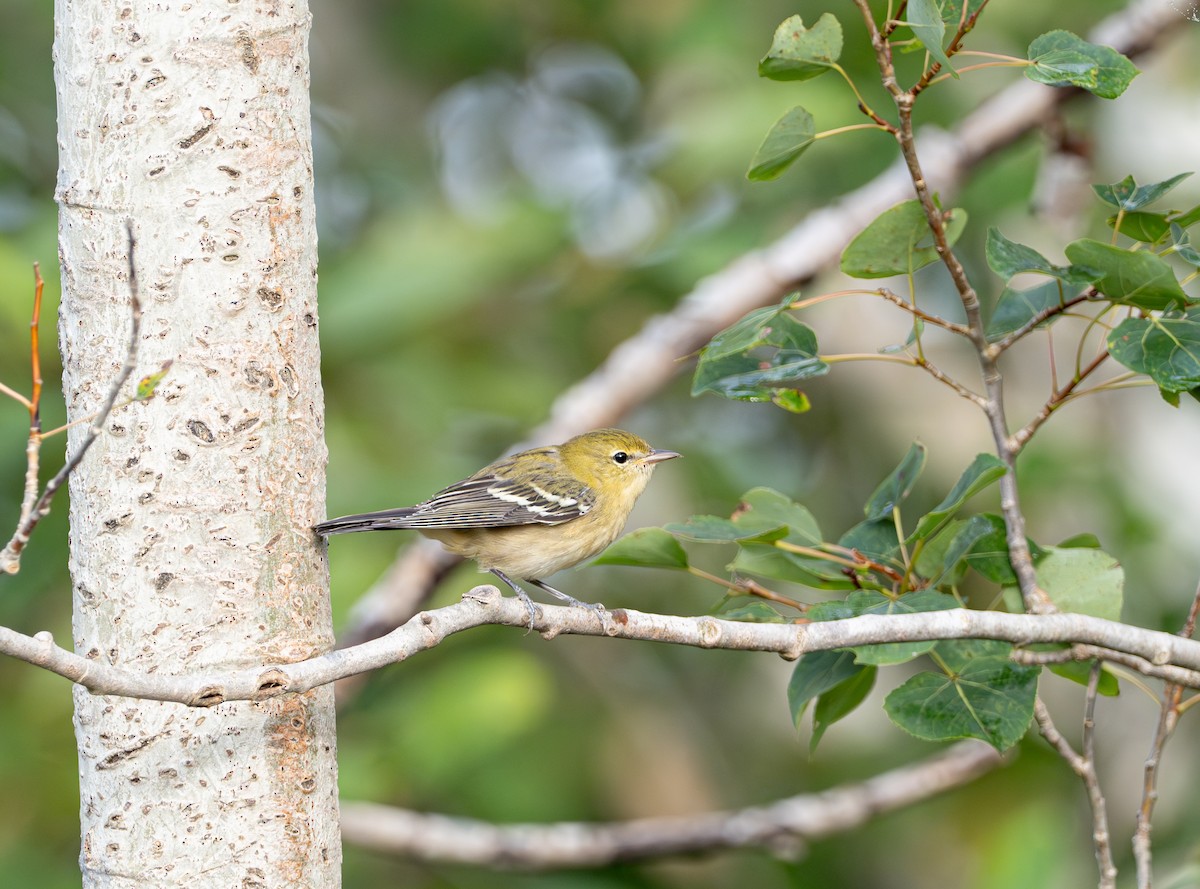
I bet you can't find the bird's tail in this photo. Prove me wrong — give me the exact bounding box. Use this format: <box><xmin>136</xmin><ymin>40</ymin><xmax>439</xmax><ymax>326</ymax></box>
<box><xmin>314</xmin><ymin>507</ymin><xmax>420</xmax><ymax>536</ymax></box>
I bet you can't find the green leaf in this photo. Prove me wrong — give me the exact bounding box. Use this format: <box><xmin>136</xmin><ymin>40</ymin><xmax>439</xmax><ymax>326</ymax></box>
<box><xmin>865</xmin><ymin>442</ymin><xmax>927</xmax><ymax>521</ymax></box>
<box><xmin>985</xmin><ymin>228</ymin><xmax>1055</xmax><ymax>279</ymax></box>
<box><xmin>1064</xmin><ymin>239</ymin><xmax>1189</xmax><ymax>311</ymax></box>
<box><xmin>666</xmin><ymin>515</ymin><xmax>784</xmax><ymax>543</ymax></box>
<box><xmin>788</xmin><ymin>649</ymin><xmax>859</xmax><ymax>726</ymax></box>
<box><xmin>1048</xmin><ymin>659</ymin><xmax>1120</xmax><ymax>696</ymax></box>
<box><xmin>812</xmin><ymin>665</ymin><xmax>877</xmax><ymax>752</ymax></box>
<box><xmin>716</xmin><ymin>599</ymin><xmax>788</xmax><ymax>623</ymax></box>
<box><xmin>810</xmin><ymin>589</ymin><xmax>960</xmax><ymax>666</ymax></box>
<box><xmin>694</xmin><ymin>298</ymin><xmax>805</xmax><ymax>361</ymax></box>
<box><xmin>771</xmin><ymin>389</ymin><xmax>812</xmax><ymax>413</ymax></box>
<box><xmin>1025</xmin><ymin>31</ymin><xmax>1138</xmax><ymax>99</ymax></box>
<box><xmin>841</xmin><ymin>200</ymin><xmax>968</xmax><ymax>279</ymax></box>
<box><xmin>911</xmin><ymin>453</ymin><xmax>1006</xmax><ymax>541</ymax></box>
<box><xmin>136</xmin><ymin>359</ymin><xmax>173</xmax><ymax>401</ymax></box>
<box><xmin>1057</xmin><ymin>532</ymin><xmax>1101</xmax><ymax>549</ymax></box>
<box><xmin>1029</xmin><ymin>546</ymin><xmax>1124</xmax><ymax>620</ymax></box>
<box><xmin>1174</xmin><ymin>203</ymin><xmax>1200</xmax><ymax>230</ymax></box>
<box><xmin>728</xmin><ymin>489</ymin><xmax>850</xmax><ymax>590</ymax></box>
<box><xmin>884</xmin><ymin>639</ymin><xmax>1040</xmax><ymax>751</ymax></box>
<box><xmin>1171</xmin><ymin>224</ymin><xmax>1200</xmax><ymax>268</ymax></box>
<box><xmin>1093</xmin><ymin>172</ymin><xmax>1192</xmax><ymax>211</ymax></box>
<box><xmin>940</xmin><ymin>0</ymin><xmax>987</xmax><ymax>24</ymax></box>
<box><xmin>748</xmin><ymin>106</ymin><xmax>817</xmax><ymax>182</ymax></box>
<box><xmin>1108</xmin><ymin>310</ymin><xmax>1200</xmax><ymax>394</ymax></box>
<box><xmin>923</xmin><ymin>514</ymin><xmax>993</xmax><ymax>588</ymax></box>
<box><xmin>1108</xmin><ymin>211</ymin><xmax>1171</xmax><ymax>243</ymax></box>
<box><xmin>593</xmin><ymin>527</ymin><xmax>689</xmax><ymax>570</ymax></box>
<box><xmin>759</xmin><ymin>13</ymin><xmax>843</xmax><ymax>82</ymax></box>
<box><xmin>907</xmin><ymin>0</ymin><xmax>956</xmax><ymax>76</ymax></box>
<box><xmin>964</xmin><ymin>514</ymin><xmax>1045</xmax><ymax>585</ymax></box>
<box><xmin>837</xmin><ymin>518</ymin><xmax>900</xmax><ymax>563</ymax></box>
<box><xmin>692</xmin><ymin>302</ymin><xmax>829</xmax><ymax>403</ymax></box>
<box><xmin>731</xmin><ymin>543</ymin><xmax>854</xmax><ymax>590</ymax></box>
<box><xmin>986</xmin><ymin>280</ymin><xmax>1068</xmax><ymax>342</ymax></box>
<box><xmin>734</xmin><ymin>487</ymin><xmax>823</xmax><ymax>543</ymax></box>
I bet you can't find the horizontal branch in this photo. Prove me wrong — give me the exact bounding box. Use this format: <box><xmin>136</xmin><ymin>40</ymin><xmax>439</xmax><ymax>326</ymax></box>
<box><xmin>5</xmin><ymin>586</ymin><xmax>1200</xmax><ymax>706</ymax></box>
<box><xmin>339</xmin><ymin>740</ymin><xmax>1002</xmax><ymax>868</ymax></box>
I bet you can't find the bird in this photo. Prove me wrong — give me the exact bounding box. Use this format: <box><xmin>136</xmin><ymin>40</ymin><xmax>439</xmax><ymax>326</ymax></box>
<box><xmin>315</xmin><ymin>428</ymin><xmax>680</xmax><ymax>621</ymax></box>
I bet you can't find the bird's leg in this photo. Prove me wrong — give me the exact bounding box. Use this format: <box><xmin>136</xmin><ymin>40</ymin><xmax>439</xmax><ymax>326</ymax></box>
<box><xmin>529</xmin><ymin>579</ymin><xmax>606</xmax><ymax>614</ymax></box>
<box><xmin>490</xmin><ymin>569</ymin><xmax>538</xmax><ymax>629</ymax></box>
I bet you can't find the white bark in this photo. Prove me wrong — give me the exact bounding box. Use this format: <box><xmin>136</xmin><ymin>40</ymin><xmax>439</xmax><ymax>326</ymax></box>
<box><xmin>54</xmin><ymin>0</ymin><xmax>340</xmax><ymax>885</ymax></box>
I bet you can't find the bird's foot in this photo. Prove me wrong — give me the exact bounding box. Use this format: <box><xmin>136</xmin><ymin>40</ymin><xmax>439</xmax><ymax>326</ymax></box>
<box><xmin>490</xmin><ymin>569</ymin><xmax>539</xmax><ymax>631</ymax></box>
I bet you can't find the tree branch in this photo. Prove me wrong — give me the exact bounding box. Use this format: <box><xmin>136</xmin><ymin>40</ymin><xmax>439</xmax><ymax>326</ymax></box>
<box><xmin>339</xmin><ymin>740</ymin><xmax>1002</xmax><ymax>868</ymax></box>
<box><xmin>6</xmin><ymin>586</ymin><xmax>1200</xmax><ymax>706</ymax></box>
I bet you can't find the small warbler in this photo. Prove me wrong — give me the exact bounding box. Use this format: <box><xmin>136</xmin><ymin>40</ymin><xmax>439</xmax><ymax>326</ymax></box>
<box><xmin>315</xmin><ymin>428</ymin><xmax>680</xmax><ymax>617</ymax></box>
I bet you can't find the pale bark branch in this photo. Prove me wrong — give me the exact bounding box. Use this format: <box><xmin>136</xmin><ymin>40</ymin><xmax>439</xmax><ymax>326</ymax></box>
<box><xmin>339</xmin><ymin>740</ymin><xmax>1002</xmax><ymax>869</ymax></box>
<box><xmin>335</xmin><ymin>0</ymin><xmax>1187</xmax><ymax>649</ymax></box>
<box><xmin>6</xmin><ymin>586</ymin><xmax>1200</xmax><ymax>706</ymax></box>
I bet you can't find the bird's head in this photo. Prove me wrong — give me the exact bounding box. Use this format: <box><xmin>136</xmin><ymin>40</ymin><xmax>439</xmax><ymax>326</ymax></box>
<box><xmin>559</xmin><ymin>428</ymin><xmax>680</xmax><ymax>501</ymax></box>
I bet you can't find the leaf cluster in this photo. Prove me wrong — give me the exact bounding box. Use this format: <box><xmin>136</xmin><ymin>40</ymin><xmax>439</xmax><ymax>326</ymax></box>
<box><xmin>602</xmin><ymin>3</ymin><xmax>1199</xmax><ymax>759</ymax></box>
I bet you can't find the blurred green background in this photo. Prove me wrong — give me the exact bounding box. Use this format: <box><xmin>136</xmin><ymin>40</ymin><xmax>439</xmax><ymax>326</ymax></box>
<box><xmin>4</xmin><ymin>0</ymin><xmax>1200</xmax><ymax>886</ymax></box>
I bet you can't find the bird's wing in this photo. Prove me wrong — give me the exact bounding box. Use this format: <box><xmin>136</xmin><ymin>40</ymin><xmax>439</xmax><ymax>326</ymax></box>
<box><xmin>406</xmin><ymin>468</ymin><xmax>594</xmax><ymax>528</ymax></box>
<box><xmin>314</xmin><ymin>449</ymin><xmax>596</xmax><ymax>535</ymax></box>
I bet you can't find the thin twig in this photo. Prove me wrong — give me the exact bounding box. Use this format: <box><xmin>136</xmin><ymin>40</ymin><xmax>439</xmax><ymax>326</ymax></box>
<box><xmin>913</xmin><ymin>355</ymin><xmax>987</xmax><ymax>406</ymax></box>
<box><xmin>1035</xmin><ymin>681</ymin><xmax>1117</xmax><ymax>889</ymax></box>
<box><xmin>874</xmin><ymin>287</ymin><xmax>973</xmax><ymax>336</ymax></box>
<box><xmin>340</xmin><ymin>741</ymin><xmax>1002</xmax><ymax>868</ymax></box>
<box><xmin>1</xmin><ymin>224</ymin><xmax>142</xmax><ymax>574</ymax></box>
<box><xmin>1133</xmin><ymin>579</ymin><xmax>1200</xmax><ymax>888</ymax></box>
<box><xmin>15</xmin><ymin>265</ymin><xmax>45</xmax><ymax>532</ymax></box>
<box><xmin>989</xmin><ymin>292</ymin><xmax>1095</xmax><ymax>353</ymax></box>
<box><xmin>1011</xmin><ymin>351</ymin><xmax>1110</xmax><ymax>452</ymax></box>
<box><xmin>1082</xmin><ymin>663</ymin><xmax>1118</xmax><ymax>889</ymax></box>
<box><xmin>911</xmin><ymin>0</ymin><xmax>991</xmax><ymax>96</ymax></box>
<box><xmin>853</xmin><ymin>0</ymin><xmax>1051</xmax><ymax>614</ymax></box>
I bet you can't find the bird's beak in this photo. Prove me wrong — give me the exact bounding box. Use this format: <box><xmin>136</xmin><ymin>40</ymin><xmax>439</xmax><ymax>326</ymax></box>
<box><xmin>639</xmin><ymin>448</ymin><xmax>681</xmax><ymax>465</ymax></box>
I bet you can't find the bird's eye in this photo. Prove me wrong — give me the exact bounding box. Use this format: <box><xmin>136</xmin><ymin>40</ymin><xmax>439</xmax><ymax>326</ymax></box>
<box><xmin>612</xmin><ymin>451</ymin><xmax>629</xmax><ymax>464</ymax></box>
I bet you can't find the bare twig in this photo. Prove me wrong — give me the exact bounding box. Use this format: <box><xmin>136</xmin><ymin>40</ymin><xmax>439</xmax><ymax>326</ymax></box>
<box><xmin>1</xmin><ymin>225</ymin><xmax>142</xmax><ymax>574</ymax></box>
<box><xmin>1011</xmin><ymin>351</ymin><xmax>1110</xmax><ymax>451</ymax></box>
<box><xmin>1034</xmin><ymin>678</ymin><xmax>1117</xmax><ymax>889</ymax></box>
<box><xmin>1034</xmin><ymin>698</ymin><xmax>1084</xmax><ymax>770</ymax></box>
<box><xmin>15</xmin><ymin>264</ymin><xmax>45</xmax><ymax>532</ymax></box>
<box><xmin>913</xmin><ymin>355</ymin><xmax>987</xmax><ymax>406</ymax></box>
<box><xmin>340</xmin><ymin>741</ymin><xmax>1001</xmax><ymax>868</ymax></box>
<box><xmin>6</xmin><ymin>587</ymin><xmax>1200</xmax><ymax>706</ymax></box>
<box><xmin>990</xmin><ymin>292</ymin><xmax>1095</xmax><ymax>354</ymax></box>
<box><xmin>1083</xmin><ymin>663</ymin><xmax>1119</xmax><ymax>889</ymax></box>
<box><xmin>873</xmin><ymin>287</ymin><xmax>973</xmax><ymax>336</ymax></box>
<box><xmin>1133</xmin><ymin>580</ymin><xmax>1200</xmax><ymax>888</ymax></box>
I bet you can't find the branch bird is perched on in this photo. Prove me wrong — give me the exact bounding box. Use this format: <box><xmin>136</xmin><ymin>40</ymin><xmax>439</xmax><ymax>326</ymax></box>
<box><xmin>315</xmin><ymin>429</ymin><xmax>680</xmax><ymax>620</ymax></box>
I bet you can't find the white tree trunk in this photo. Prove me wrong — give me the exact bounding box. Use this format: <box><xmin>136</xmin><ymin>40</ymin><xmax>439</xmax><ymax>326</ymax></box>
<box><xmin>54</xmin><ymin>0</ymin><xmax>340</xmax><ymax>885</ymax></box>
